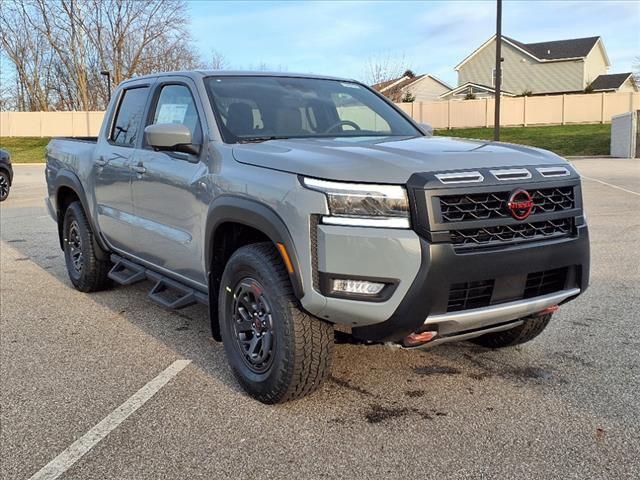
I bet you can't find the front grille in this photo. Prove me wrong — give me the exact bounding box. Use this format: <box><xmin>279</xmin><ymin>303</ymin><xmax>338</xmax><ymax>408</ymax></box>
<box><xmin>450</xmin><ymin>218</ymin><xmax>573</xmax><ymax>248</ymax></box>
<box><xmin>524</xmin><ymin>268</ymin><xmax>567</xmax><ymax>298</ymax></box>
<box><xmin>447</xmin><ymin>280</ymin><xmax>494</xmax><ymax>312</ymax></box>
<box><xmin>439</xmin><ymin>187</ymin><xmax>574</xmax><ymax>222</ymax></box>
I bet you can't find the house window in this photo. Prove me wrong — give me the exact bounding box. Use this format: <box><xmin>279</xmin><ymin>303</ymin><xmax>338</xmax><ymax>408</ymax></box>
<box><xmin>492</xmin><ymin>68</ymin><xmax>503</xmax><ymax>87</ymax></box>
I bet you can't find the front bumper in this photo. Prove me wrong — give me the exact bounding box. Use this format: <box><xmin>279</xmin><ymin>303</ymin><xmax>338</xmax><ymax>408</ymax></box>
<box><xmin>424</xmin><ymin>287</ymin><xmax>579</xmax><ymax>333</ymax></box>
<box><xmin>352</xmin><ymin>223</ymin><xmax>589</xmax><ymax>342</ymax></box>
<box><xmin>400</xmin><ymin>287</ymin><xmax>578</xmax><ymax>349</ymax></box>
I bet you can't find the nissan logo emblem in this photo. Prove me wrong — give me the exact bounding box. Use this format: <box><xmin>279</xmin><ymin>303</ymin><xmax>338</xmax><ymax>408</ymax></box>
<box><xmin>507</xmin><ymin>189</ymin><xmax>534</xmax><ymax>220</ymax></box>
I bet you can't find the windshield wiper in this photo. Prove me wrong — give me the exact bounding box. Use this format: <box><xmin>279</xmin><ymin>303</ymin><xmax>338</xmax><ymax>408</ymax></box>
<box><xmin>237</xmin><ymin>135</ymin><xmax>292</xmax><ymax>144</ymax></box>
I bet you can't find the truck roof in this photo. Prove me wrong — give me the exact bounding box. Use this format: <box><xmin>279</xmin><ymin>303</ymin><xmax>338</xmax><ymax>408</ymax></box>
<box><xmin>121</xmin><ymin>70</ymin><xmax>357</xmax><ymax>85</ymax></box>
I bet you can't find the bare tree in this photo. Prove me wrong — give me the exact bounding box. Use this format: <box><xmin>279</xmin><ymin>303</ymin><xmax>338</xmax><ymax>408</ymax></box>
<box><xmin>363</xmin><ymin>52</ymin><xmax>408</xmax><ymax>86</ymax></box>
<box><xmin>634</xmin><ymin>56</ymin><xmax>640</xmax><ymax>85</ymax></box>
<box><xmin>244</xmin><ymin>61</ymin><xmax>288</xmax><ymax>72</ymax></box>
<box><xmin>0</xmin><ymin>0</ymin><xmax>202</xmax><ymax>111</ymax></box>
<box><xmin>0</xmin><ymin>2</ymin><xmax>56</xmax><ymax>110</ymax></box>
<box><xmin>209</xmin><ymin>49</ymin><xmax>228</xmax><ymax>70</ymax></box>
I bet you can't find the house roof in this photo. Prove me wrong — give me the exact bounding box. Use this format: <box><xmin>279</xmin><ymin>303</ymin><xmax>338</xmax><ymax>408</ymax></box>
<box><xmin>373</xmin><ymin>74</ymin><xmax>453</xmax><ymax>101</ymax></box>
<box><xmin>372</xmin><ymin>76</ymin><xmax>407</xmax><ymax>92</ymax></box>
<box><xmin>455</xmin><ymin>35</ymin><xmax>610</xmax><ymax>71</ymax></box>
<box><xmin>589</xmin><ymin>72</ymin><xmax>634</xmax><ymax>91</ymax></box>
<box><xmin>373</xmin><ymin>75</ymin><xmax>424</xmax><ymax>92</ymax></box>
<box><xmin>388</xmin><ymin>75</ymin><xmax>426</xmax><ymax>92</ymax></box>
<box><xmin>504</xmin><ymin>36</ymin><xmax>600</xmax><ymax>61</ymax></box>
<box><xmin>441</xmin><ymin>82</ymin><xmax>515</xmax><ymax>98</ymax></box>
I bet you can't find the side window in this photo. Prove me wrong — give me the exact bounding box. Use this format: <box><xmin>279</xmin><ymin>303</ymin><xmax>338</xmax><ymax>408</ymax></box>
<box><xmin>110</xmin><ymin>87</ymin><xmax>149</xmax><ymax>146</ymax></box>
<box><xmin>151</xmin><ymin>85</ymin><xmax>202</xmax><ymax>144</ymax></box>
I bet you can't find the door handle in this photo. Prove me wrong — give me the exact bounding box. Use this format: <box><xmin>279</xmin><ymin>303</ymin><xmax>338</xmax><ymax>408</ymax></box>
<box><xmin>95</xmin><ymin>157</ymin><xmax>107</xmax><ymax>167</ymax></box>
<box><xmin>132</xmin><ymin>165</ymin><xmax>146</xmax><ymax>175</ymax></box>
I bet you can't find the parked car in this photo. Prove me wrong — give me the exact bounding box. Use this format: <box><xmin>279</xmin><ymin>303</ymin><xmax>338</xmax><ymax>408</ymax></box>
<box><xmin>44</xmin><ymin>71</ymin><xmax>590</xmax><ymax>403</ymax></box>
<box><xmin>0</xmin><ymin>149</ymin><xmax>13</xmax><ymax>201</ymax></box>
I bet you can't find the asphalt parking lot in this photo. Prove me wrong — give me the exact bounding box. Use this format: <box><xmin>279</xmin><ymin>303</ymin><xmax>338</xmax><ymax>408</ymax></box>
<box><xmin>1</xmin><ymin>159</ymin><xmax>639</xmax><ymax>480</ymax></box>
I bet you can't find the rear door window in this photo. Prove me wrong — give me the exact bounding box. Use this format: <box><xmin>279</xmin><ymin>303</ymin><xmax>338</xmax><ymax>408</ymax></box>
<box><xmin>110</xmin><ymin>87</ymin><xmax>149</xmax><ymax>146</ymax></box>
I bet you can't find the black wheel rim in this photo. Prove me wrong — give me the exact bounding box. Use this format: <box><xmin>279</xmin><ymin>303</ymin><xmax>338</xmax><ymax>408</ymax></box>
<box><xmin>68</xmin><ymin>220</ymin><xmax>84</xmax><ymax>274</ymax></box>
<box><xmin>0</xmin><ymin>175</ymin><xmax>8</xmax><ymax>200</ymax></box>
<box><xmin>231</xmin><ymin>277</ymin><xmax>275</xmax><ymax>374</ymax></box>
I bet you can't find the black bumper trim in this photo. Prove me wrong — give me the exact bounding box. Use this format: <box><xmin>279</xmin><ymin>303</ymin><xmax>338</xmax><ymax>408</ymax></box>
<box><xmin>352</xmin><ymin>224</ymin><xmax>590</xmax><ymax>342</ymax></box>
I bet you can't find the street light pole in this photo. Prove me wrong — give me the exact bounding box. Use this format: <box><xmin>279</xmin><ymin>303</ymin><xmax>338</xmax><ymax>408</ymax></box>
<box><xmin>100</xmin><ymin>70</ymin><xmax>112</xmax><ymax>102</ymax></box>
<box><xmin>494</xmin><ymin>0</ymin><xmax>503</xmax><ymax>141</ymax></box>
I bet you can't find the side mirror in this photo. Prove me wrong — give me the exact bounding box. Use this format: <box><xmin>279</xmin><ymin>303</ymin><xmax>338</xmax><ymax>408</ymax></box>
<box><xmin>144</xmin><ymin>124</ymin><xmax>200</xmax><ymax>155</ymax></box>
<box><xmin>418</xmin><ymin>122</ymin><xmax>434</xmax><ymax>137</ymax></box>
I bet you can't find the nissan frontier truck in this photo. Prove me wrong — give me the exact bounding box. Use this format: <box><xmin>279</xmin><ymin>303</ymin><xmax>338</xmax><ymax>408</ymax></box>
<box><xmin>45</xmin><ymin>71</ymin><xmax>589</xmax><ymax>403</ymax></box>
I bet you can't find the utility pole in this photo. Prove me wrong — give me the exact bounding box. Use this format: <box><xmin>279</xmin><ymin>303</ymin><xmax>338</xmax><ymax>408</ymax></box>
<box><xmin>494</xmin><ymin>0</ymin><xmax>503</xmax><ymax>141</ymax></box>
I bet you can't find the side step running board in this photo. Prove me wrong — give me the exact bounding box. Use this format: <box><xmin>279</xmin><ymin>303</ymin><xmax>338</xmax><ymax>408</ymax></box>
<box><xmin>108</xmin><ymin>254</ymin><xmax>208</xmax><ymax>309</ymax></box>
<box><xmin>147</xmin><ymin>271</ymin><xmax>208</xmax><ymax>309</ymax></box>
<box><xmin>108</xmin><ymin>257</ymin><xmax>146</xmax><ymax>285</ymax></box>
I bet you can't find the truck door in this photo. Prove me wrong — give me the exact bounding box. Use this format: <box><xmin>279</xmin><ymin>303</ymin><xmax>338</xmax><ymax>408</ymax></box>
<box><xmin>93</xmin><ymin>85</ymin><xmax>150</xmax><ymax>252</ymax></box>
<box><xmin>130</xmin><ymin>80</ymin><xmax>209</xmax><ymax>287</ymax></box>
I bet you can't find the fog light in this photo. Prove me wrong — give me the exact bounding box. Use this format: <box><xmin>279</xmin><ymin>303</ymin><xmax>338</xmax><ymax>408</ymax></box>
<box><xmin>332</xmin><ymin>279</ymin><xmax>385</xmax><ymax>295</ymax></box>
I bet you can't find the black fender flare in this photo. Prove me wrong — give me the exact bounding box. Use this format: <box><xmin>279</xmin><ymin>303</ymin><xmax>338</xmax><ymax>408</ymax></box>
<box><xmin>204</xmin><ymin>195</ymin><xmax>305</xmax><ymax>299</ymax></box>
<box><xmin>53</xmin><ymin>169</ymin><xmax>109</xmax><ymax>259</ymax></box>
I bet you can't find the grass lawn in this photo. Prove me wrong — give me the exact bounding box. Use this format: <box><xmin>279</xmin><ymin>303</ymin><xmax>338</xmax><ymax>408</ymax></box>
<box><xmin>435</xmin><ymin>124</ymin><xmax>610</xmax><ymax>157</ymax></box>
<box><xmin>0</xmin><ymin>123</ymin><xmax>609</xmax><ymax>162</ymax></box>
<box><xmin>0</xmin><ymin>137</ymin><xmax>51</xmax><ymax>163</ymax></box>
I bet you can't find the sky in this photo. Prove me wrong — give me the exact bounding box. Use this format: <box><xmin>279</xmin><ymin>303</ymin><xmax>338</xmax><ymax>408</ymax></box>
<box><xmin>188</xmin><ymin>0</ymin><xmax>640</xmax><ymax>85</ymax></box>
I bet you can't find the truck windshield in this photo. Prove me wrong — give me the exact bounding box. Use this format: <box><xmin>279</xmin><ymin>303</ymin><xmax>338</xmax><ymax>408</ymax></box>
<box><xmin>204</xmin><ymin>76</ymin><xmax>420</xmax><ymax>143</ymax></box>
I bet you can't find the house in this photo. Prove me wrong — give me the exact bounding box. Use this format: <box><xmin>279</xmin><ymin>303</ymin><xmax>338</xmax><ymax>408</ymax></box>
<box><xmin>373</xmin><ymin>72</ymin><xmax>452</xmax><ymax>102</ymax></box>
<box><xmin>440</xmin><ymin>82</ymin><xmax>515</xmax><ymax>100</ymax></box>
<box><xmin>588</xmin><ymin>72</ymin><xmax>637</xmax><ymax>93</ymax></box>
<box><xmin>455</xmin><ymin>35</ymin><xmax>638</xmax><ymax>96</ymax></box>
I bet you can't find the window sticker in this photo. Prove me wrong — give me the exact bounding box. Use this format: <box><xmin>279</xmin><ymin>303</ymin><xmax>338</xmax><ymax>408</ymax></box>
<box><xmin>156</xmin><ymin>103</ymin><xmax>188</xmax><ymax>124</ymax></box>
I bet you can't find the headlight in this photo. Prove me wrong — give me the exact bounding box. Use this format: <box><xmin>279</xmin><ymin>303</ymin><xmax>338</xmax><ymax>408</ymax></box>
<box><xmin>301</xmin><ymin>177</ymin><xmax>410</xmax><ymax>228</ymax></box>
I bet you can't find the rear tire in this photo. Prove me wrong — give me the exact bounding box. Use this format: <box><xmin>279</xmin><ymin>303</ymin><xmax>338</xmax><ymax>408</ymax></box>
<box><xmin>470</xmin><ymin>314</ymin><xmax>552</xmax><ymax>348</ymax></box>
<box><xmin>0</xmin><ymin>171</ymin><xmax>9</xmax><ymax>201</ymax></box>
<box><xmin>62</xmin><ymin>201</ymin><xmax>111</xmax><ymax>292</ymax></box>
<box><xmin>219</xmin><ymin>242</ymin><xmax>333</xmax><ymax>404</ymax></box>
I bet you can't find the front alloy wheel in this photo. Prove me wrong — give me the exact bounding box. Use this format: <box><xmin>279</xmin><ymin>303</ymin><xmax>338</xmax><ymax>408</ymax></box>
<box><xmin>231</xmin><ymin>278</ymin><xmax>276</xmax><ymax>374</ymax></box>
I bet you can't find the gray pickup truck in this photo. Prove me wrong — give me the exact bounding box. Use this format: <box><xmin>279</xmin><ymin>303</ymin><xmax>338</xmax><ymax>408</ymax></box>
<box><xmin>45</xmin><ymin>71</ymin><xmax>589</xmax><ymax>403</ymax></box>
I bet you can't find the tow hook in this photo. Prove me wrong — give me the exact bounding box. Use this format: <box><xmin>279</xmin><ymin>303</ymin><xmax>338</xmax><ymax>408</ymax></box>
<box><xmin>534</xmin><ymin>305</ymin><xmax>559</xmax><ymax>316</ymax></box>
<box><xmin>402</xmin><ymin>331</ymin><xmax>438</xmax><ymax>348</ymax></box>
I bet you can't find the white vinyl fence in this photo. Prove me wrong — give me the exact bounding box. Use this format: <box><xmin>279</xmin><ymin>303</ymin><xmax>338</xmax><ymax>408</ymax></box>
<box><xmin>395</xmin><ymin>91</ymin><xmax>640</xmax><ymax>130</ymax></box>
<box><xmin>0</xmin><ymin>111</ymin><xmax>105</xmax><ymax>137</ymax></box>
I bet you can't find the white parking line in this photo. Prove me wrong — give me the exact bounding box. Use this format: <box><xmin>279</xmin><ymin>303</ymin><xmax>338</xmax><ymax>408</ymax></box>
<box><xmin>28</xmin><ymin>359</ymin><xmax>191</xmax><ymax>480</ymax></box>
<box><xmin>581</xmin><ymin>175</ymin><xmax>640</xmax><ymax>197</ymax></box>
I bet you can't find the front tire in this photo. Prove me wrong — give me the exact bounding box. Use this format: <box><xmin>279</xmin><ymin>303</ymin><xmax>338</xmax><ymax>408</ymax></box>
<box><xmin>219</xmin><ymin>242</ymin><xmax>333</xmax><ymax>404</ymax></box>
<box><xmin>470</xmin><ymin>313</ymin><xmax>552</xmax><ymax>348</ymax></box>
<box><xmin>62</xmin><ymin>201</ymin><xmax>111</xmax><ymax>292</ymax></box>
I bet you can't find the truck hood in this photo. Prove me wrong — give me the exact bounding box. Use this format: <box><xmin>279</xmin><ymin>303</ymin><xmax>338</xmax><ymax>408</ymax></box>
<box><xmin>232</xmin><ymin>136</ymin><xmax>567</xmax><ymax>184</ymax></box>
